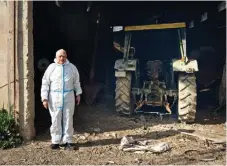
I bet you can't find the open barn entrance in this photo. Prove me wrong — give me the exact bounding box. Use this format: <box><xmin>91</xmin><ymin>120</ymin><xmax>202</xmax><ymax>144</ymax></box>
<box><xmin>33</xmin><ymin>1</ymin><xmax>226</xmax><ymax>136</ymax></box>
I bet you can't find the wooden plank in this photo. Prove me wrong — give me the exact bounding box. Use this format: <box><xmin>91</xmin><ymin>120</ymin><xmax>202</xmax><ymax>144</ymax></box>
<box><xmin>125</xmin><ymin>22</ymin><xmax>186</xmax><ymax>31</ymax></box>
<box><xmin>180</xmin><ymin>130</ymin><xmax>226</xmax><ymax>143</ymax></box>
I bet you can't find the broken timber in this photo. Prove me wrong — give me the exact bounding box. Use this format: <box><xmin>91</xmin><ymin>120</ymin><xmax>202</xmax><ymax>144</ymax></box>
<box><xmin>180</xmin><ymin>130</ymin><xmax>226</xmax><ymax>144</ymax></box>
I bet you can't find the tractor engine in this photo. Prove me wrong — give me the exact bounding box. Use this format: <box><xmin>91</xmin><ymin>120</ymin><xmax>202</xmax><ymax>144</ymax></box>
<box><xmin>143</xmin><ymin>60</ymin><xmax>166</xmax><ymax>106</ymax></box>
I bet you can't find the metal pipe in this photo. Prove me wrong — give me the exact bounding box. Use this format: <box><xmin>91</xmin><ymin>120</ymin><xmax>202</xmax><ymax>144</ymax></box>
<box><xmin>6</xmin><ymin>8</ymin><xmax>10</xmax><ymax>114</ymax></box>
<box><xmin>13</xmin><ymin>1</ymin><xmax>18</xmax><ymax>122</ymax></box>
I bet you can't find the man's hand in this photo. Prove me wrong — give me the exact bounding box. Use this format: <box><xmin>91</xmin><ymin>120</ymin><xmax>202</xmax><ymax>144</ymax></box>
<box><xmin>43</xmin><ymin>100</ymin><xmax>48</xmax><ymax>109</ymax></box>
<box><xmin>76</xmin><ymin>95</ymin><xmax>81</xmax><ymax>106</ymax></box>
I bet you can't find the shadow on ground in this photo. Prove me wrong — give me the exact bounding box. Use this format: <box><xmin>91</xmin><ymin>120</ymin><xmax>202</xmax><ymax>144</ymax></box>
<box><xmin>34</xmin><ymin>92</ymin><xmax>226</xmax><ymax>143</ymax></box>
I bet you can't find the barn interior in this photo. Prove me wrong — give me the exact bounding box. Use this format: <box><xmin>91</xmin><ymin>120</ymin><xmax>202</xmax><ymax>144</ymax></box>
<box><xmin>33</xmin><ymin>1</ymin><xmax>226</xmax><ymax>135</ymax></box>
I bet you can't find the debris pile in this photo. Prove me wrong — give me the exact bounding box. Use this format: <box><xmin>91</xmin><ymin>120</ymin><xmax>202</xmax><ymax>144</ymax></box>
<box><xmin>119</xmin><ymin>136</ymin><xmax>170</xmax><ymax>153</ymax></box>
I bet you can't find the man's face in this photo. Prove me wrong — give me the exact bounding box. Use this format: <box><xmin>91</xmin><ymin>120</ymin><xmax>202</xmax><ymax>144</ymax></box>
<box><xmin>56</xmin><ymin>50</ymin><xmax>67</xmax><ymax>64</ymax></box>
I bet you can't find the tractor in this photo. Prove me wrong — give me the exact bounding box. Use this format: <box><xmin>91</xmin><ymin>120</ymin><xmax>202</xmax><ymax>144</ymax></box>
<box><xmin>113</xmin><ymin>22</ymin><xmax>199</xmax><ymax>123</ymax></box>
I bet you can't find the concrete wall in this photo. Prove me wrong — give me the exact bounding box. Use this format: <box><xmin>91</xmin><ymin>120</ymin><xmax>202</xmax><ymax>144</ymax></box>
<box><xmin>17</xmin><ymin>0</ymin><xmax>35</xmax><ymax>140</ymax></box>
<box><xmin>0</xmin><ymin>1</ymin><xmax>10</xmax><ymax>109</ymax></box>
<box><xmin>0</xmin><ymin>1</ymin><xmax>35</xmax><ymax>140</ymax></box>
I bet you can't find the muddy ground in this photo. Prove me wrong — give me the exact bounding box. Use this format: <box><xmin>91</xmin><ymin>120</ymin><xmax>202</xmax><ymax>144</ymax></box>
<box><xmin>0</xmin><ymin>95</ymin><xmax>226</xmax><ymax>165</ymax></box>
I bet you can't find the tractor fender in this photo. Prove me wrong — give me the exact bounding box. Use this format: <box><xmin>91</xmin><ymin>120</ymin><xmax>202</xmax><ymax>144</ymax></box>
<box><xmin>114</xmin><ymin>59</ymin><xmax>138</xmax><ymax>70</ymax></box>
<box><xmin>114</xmin><ymin>59</ymin><xmax>138</xmax><ymax>77</ymax></box>
<box><xmin>172</xmin><ymin>59</ymin><xmax>199</xmax><ymax>73</ymax></box>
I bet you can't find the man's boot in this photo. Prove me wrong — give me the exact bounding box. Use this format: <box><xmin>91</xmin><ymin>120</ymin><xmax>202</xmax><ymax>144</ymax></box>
<box><xmin>64</xmin><ymin>143</ymin><xmax>77</xmax><ymax>150</ymax></box>
<box><xmin>50</xmin><ymin>144</ymin><xmax>60</xmax><ymax>150</ymax></box>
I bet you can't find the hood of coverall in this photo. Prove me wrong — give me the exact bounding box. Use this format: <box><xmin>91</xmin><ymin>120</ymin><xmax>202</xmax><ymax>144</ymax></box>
<box><xmin>54</xmin><ymin>58</ymin><xmax>70</xmax><ymax>65</ymax></box>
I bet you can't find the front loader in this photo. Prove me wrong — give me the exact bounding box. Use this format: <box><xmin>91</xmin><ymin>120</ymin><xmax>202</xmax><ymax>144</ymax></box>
<box><xmin>113</xmin><ymin>22</ymin><xmax>199</xmax><ymax>123</ymax></box>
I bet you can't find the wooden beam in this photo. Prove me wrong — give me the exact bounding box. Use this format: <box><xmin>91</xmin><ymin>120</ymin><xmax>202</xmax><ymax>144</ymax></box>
<box><xmin>125</xmin><ymin>22</ymin><xmax>186</xmax><ymax>31</ymax></box>
<box><xmin>218</xmin><ymin>1</ymin><xmax>226</xmax><ymax>12</ymax></box>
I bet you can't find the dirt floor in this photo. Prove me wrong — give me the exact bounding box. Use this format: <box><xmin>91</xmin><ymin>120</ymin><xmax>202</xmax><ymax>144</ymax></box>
<box><xmin>0</xmin><ymin>95</ymin><xmax>226</xmax><ymax>165</ymax></box>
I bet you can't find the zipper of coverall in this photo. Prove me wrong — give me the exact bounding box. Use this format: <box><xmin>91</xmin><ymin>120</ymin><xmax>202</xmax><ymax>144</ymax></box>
<box><xmin>61</xmin><ymin>64</ymin><xmax>65</xmax><ymax>139</ymax></box>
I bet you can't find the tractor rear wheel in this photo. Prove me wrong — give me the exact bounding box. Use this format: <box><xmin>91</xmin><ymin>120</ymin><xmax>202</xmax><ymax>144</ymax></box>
<box><xmin>115</xmin><ymin>72</ymin><xmax>133</xmax><ymax>116</ymax></box>
<box><xmin>178</xmin><ymin>73</ymin><xmax>197</xmax><ymax>123</ymax></box>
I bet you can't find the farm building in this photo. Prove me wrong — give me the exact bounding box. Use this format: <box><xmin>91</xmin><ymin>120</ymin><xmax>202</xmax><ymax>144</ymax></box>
<box><xmin>0</xmin><ymin>1</ymin><xmax>225</xmax><ymax>140</ymax></box>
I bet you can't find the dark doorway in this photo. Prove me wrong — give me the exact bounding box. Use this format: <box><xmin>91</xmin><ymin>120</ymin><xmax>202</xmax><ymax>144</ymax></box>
<box><xmin>33</xmin><ymin>1</ymin><xmax>106</xmax><ymax>135</ymax></box>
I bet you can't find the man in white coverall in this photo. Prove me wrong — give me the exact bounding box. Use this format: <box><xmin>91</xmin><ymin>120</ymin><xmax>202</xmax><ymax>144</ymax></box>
<box><xmin>41</xmin><ymin>49</ymin><xmax>82</xmax><ymax>150</ymax></box>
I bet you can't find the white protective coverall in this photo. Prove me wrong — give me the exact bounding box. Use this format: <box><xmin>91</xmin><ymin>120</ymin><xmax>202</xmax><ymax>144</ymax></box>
<box><xmin>41</xmin><ymin>58</ymin><xmax>82</xmax><ymax>144</ymax></box>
